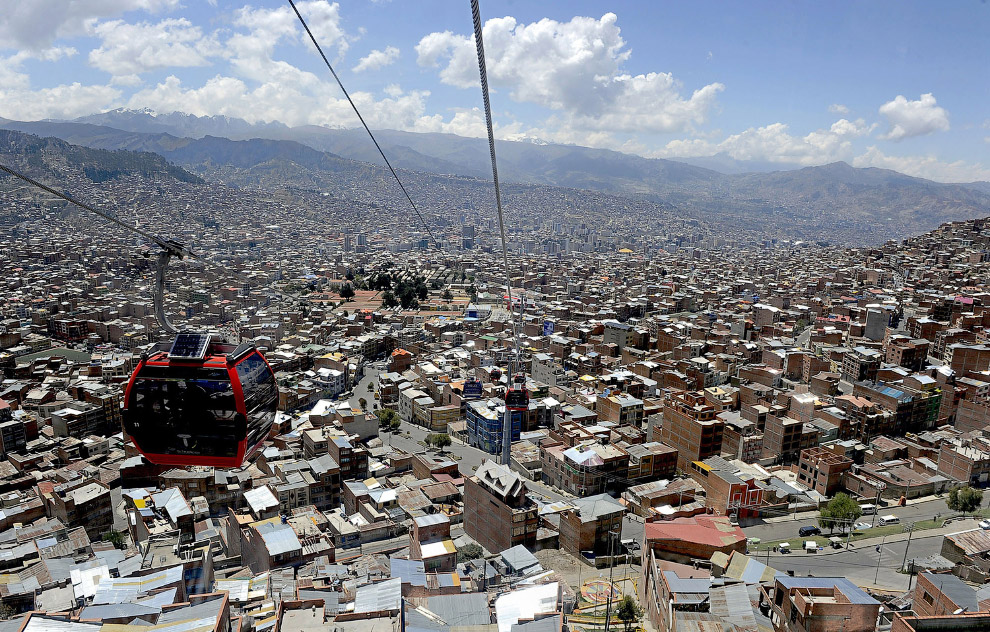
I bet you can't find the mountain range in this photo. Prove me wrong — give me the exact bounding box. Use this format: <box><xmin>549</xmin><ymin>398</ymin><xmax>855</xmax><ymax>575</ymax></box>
<box><xmin>2</xmin><ymin>109</ymin><xmax>990</xmax><ymax>245</ymax></box>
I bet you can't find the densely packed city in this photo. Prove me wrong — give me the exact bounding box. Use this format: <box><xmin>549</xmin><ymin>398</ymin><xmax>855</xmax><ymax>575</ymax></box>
<box><xmin>5</xmin><ymin>135</ymin><xmax>990</xmax><ymax>632</ymax></box>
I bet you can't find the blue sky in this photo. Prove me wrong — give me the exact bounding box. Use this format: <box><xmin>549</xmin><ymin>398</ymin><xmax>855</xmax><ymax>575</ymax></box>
<box><xmin>1</xmin><ymin>1</ymin><xmax>988</xmax><ymax>181</ymax></box>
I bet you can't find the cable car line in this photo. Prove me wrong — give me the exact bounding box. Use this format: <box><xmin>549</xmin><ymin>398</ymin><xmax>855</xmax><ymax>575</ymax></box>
<box><xmin>287</xmin><ymin>0</ymin><xmax>441</xmax><ymax>251</ymax></box>
<box><xmin>0</xmin><ymin>162</ymin><xmax>303</xmax><ymax>310</ymax></box>
<box><xmin>1</xmin><ymin>163</ymin><xmax>191</xmax><ymax>261</ymax></box>
<box><xmin>471</xmin><ymin>0</ymin><xmax>529</xmax><ymax>465</ymax></box>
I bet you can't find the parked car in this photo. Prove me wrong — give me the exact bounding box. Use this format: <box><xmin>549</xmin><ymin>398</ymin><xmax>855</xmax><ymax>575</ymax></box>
<box><xmin>878</xmin><ymin>515</ymin><xmax>900</xmax><ymax>526</ymax></box>
<box><xmin>853</xmin><ymin>522</ymin><xmax>872</xmax><ymax>531</ymax></box>
<box><xmin>978</xmin><ymin>519</ymin><xmax>990</xmax><ymax>530</ymax></box>
<box><xmin>798</xmin><ymin>525</ymin><xmax>821</xmax><ymax>537</ymax></box>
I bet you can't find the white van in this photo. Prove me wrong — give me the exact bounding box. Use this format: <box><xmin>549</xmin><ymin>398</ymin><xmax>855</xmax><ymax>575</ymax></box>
<box><xmin>859</xmin><ymin>504</ymin><xmax>877</xmax><ymax>515</ymax></box>
<box><xmin>878</xmin><ymin>515</ymin><xmax>900</xmax><ymax>526</ymax></box>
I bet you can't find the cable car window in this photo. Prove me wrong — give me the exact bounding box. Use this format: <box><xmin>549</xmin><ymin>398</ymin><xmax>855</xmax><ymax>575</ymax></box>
<box><xmin>236</xmin><ymin>352</ymin><xmax>278</xmax><ymax>450</ymax></box>
<box><xmin>128</xmin><ymin>366</ymin><xmax>239</xmax><ymax>457</ymax></box>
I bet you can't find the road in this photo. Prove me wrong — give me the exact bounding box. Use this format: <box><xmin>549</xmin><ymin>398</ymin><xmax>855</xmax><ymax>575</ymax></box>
<box><xmin>741</xmin><ymin>497</ymin><xmax>957</xmax><ymax>543</ymax></box>
<box><xmin>348</xmin><ymin>365</ymin><xmax>381</xmax><ymax>412</ymax></box>
<box><xmin>760</xmin><ymin>532</ymin><xmax>944</xmax><ymax>591</ymax></box>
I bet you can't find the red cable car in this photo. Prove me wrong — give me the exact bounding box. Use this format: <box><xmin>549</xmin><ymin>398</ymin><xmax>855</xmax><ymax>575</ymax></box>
<box><xmin>504</xmin><ymin>372</ymin><xmax>529</xmax><ymax>412</ymax></box>
<box><xmin>123</xmin><ymin>333</ymin><xmax>278</xmax><ymax>468</ymax></box>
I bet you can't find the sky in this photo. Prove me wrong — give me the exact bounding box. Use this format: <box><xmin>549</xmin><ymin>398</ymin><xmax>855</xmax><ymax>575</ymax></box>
<box><xmin>1</xmin><ymin>1</ymin><xmax>988</xmax><ymax>182</ymax></box>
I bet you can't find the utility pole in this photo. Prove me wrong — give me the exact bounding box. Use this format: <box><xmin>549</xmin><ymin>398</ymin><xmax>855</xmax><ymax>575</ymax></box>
<box><xmin>900</xmin><ymin>523</ymin><xmax>915</xmax><ymax>580</ymax></box>
<box><xmin>874</xmin><ymin>535</ymin><xmax>886</xmax><ymax>585</ymax></box>
<box><xmin>604</xmin><ymin>529</ymin><xmax>617</xmax><ymax>632</ymax></box>
<box><xmin>871</xmin><ymin>483</ymin><xmax>886</xmax><ymax>528</ymax></box>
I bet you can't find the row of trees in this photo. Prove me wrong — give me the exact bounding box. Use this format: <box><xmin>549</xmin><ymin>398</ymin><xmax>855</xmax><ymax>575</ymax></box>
<box><xmin>818</xmin><ymin>486</ymin><xmax>986</xmax><ymax>533</ymax></box>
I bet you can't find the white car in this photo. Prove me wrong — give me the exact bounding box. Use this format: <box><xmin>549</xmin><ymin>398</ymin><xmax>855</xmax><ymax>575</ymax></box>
<box><xmin>978</xmin><ymin>519</ymin><xmax>990</xmax><ymax>530</ymax></box>
<box><xmin>853</xmin><ymin>522</ymin><xmax>872</xmax><ymax>531</ymax></box>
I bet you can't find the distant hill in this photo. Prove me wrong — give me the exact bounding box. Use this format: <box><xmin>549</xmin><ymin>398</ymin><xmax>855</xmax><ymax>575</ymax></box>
<box><xmin>0</xmin><ymin>127</ymin><xmax>203</xmax><ymax>185</ymax></box>
<box><xmin>4</xmin><ymin>112</ymin><xmax>990</xmax><ymax>245</ymax></box>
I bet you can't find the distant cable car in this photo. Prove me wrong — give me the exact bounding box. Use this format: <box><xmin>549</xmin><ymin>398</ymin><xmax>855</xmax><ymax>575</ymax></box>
<box><xmin>123</xmin><ymin>333</ymin><xmax>278</xmax><ymax>467</ymax></box>
<box><xmin>504</xmin><ymin>373</ymin><xmax>529</xmax><ymax>412</ymax></box>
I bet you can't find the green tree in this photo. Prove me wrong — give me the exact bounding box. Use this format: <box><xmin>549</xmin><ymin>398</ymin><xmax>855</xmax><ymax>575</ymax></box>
<box><xmin>103</xmin><ymin>528</ymin><xmax>126</xmax><ymax>549</ymax></box>
<box><xmin>457</xmin><ymin>542</ymin><xmax>484</xmax><ymax>563</ymax></box>
<box><xmin>382</xmin><ymin>290</ymin><xmax>398</xmax><ymax>308</ymax></box>
<box><xmin>442</xmin><ymin>288</ymin><xmax>453</xmax><ymax>300</ymax></box>
<box><xmin>947</xmin><ymin>486</ymin><xmax>984</xmax><ymax>514</ymax></box>
<box><xmin>615</xmin><ymin>595</ymin><xmax>643</xmax><ymax>632</ymax></box>
<box><xmin>818</xmin><ymin>493</ymin><xmax>862</xmax><ymax>533</ymax></box>
<box><xmin>339</xmin><ymin>283</ymin><xmax>356</xmax><ymax>301</ymax></box>
<box><xmin>378</xmin><ymin>408</ymin><xmax>401</xmax><ymax>433</ymax></box>
<box><xmin>427</xmin><ymin>433</ymin><xmax>452</xmax><ymax>453</ymax></box>
<box><xmin>359</xmin><ymin>397</ymin><xmax>368</xmax><ymax>411</ymax></box>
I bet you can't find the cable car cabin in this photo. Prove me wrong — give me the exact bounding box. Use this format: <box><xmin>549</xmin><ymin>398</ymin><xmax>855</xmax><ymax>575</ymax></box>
<box><xmin>123</xmin><ymin>333</ymin><xmax>278</xmax><ymax>468</ymax></box>
<box><xmin>504</xmin><ymin>373</ymin><xmax>529</xmax><ymax>412</ymax></box>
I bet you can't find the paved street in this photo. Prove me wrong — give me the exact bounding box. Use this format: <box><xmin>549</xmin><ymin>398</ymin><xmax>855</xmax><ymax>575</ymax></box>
<box><xmin>348</xmin><ymin>365</ymin><xmax>381</xmax><ymax>412</ymax></box>
<box><xmin>756</xmin><ymin>518</ymin><xmax>982</xmax><ymax>591</ymax></box>
<box><xmin>741</xmin><ymin>496</ymin><xmax>956</xmax><ymax>543</ymax></box>
<box><xmin>762</xmin><ymin>535</ymin><xmax>941</xmax><ymax>591</ymax></box>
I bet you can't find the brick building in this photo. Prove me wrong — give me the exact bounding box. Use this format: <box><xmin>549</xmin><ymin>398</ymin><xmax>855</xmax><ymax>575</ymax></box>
<box><xmin>798</xmin><ymin>447</ymin><xmax>854</xmax><ymax>496</ymax></box>
<box><xmin>937</xmin><ymin>441</ymin><xmax>990</xmax><ymax>486</ymax></box>
<box><xmin>558</xmin><ymin>494</ymin><xmax>626</xmax><ymax>556</ymax></box>
<box><xmin>463</xmin><ymin>460</ymin><xmax>538</xmax><ymax>554</ymax></box>
<box><xmin>762</xmin><ymin>415</ymin><xmax>819</xmax><ymax>465</ymax></box>
<box><xmin>659</xmin><ymin>390</ymin><xmax>724</xmax><ymax>471</ymax></box>
<box><xmin>764</xmin><ymin>576</ymin><xmax>880</xmax><ymax>632</ymax></box>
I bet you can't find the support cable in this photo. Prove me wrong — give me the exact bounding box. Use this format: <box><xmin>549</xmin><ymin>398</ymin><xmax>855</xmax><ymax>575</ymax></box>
<box><xmin>287</xmin><ymin>0</ymin><xmax>441</xmax><ymax>250</ymax></box>
<box><xmin>470</xmin><ymin>0</ymin><xmax>521</xmax><ymax>362</ymax></box>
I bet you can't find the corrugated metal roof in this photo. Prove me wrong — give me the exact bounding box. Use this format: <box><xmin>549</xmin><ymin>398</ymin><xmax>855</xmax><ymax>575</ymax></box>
<box><xmin>91</xmin><ymin>565</ymin><xmax>183</xmax><ymax>604</ymax></box>
<box><xmin>390</xmin><ymin>557</ymin><xmax>427</xmax><ymax>587</ymax></box>
<box><xmin>258</xmin><ymin>524</ymin><xmax>301</xmax><ymax>556</ymax></box>
<box><xmin>244</xmin><ymin>487</ymin><xmax>279</xmax><ymax>514</ymax></box>
<box><xmin>413</xmin><ymin>514</ymin><xmax>449</xmax><ymax>527</ymax></box>
<box><xmin>501</xmin><ymin>545</ymin><xmax>541</xmax><ymax>574</ymax></box>
<box><xmin>775</xmin><ymin>576</ymin><xmax>878</xmax><ymax>605</ymax></box>
<box><xmin>157</xmin><ymin>597</ymin><xmax>224</xmax><ymax>626</ymax></box>
<box><xmin>297</xmin><ymin>589</ymin><xmax>341</xmax><ymax>613</ymax></box>
<box><xmin>427</xmin><ymin>593</ymin><xmax>490</xmax><ymax>626</ymax></box>
<box><xmin>152</xmin><ymin>488</ymin><xmax>192</xmax><ymax>522</ymax></box>
<box><xmin>353</xmin><ymin>578</ymin><xmax>402</xmax><ymax>613</ymax></box>
<box><xmin>79</xmin><ymin>603</ymin><xmax>161</xmax><ymax>620</ymax></box>
<box><xmin>709</xmin><ymin>583</ymin><xmax>757</xmax><ymax>632</ymax></box>
<box><xmin>22</xmin><ymin>616</ymin><xmax>101</xmax><ymax>632</ymax></box>
<box><xmin>495</xmin><ymin>582</ymin><xmax>559</xmax><ymax>632</ymax></box>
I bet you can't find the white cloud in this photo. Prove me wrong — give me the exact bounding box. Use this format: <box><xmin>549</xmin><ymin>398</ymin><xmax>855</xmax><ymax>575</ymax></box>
<box><xmin>853</xmin><ymin>146</ymin><xmax>990</xmax><ymax>183</ymax></box>
<box><xmin>415</xmin><ymin>13</ymin><xmax>722</xmax><ymax>134</ymax></box>
<box><xmin>828</xmin><ymin>103</ymin><xmax>849</xmax><ymax>115</ymax></box>
<box><xmin>0</xmin><ymin>0</ymin><xmax>180</xmax><ymax>52</ymax></box>
<box><xmin>878</xmin><ymin>92</ymin><xmax>949</xmax><ymax>141</ymax></box>
<box><xmin>829</xmin><ymin>118</ymin><xmax>875</xmax><ymax>137</ymax></box>
<box><xmin>88</xmin><ymin>18</ymin><xmax>220</xmax><ymax>81</ymax></box>
<box><xmin>125</xmin><ymin>74</ymin><xmax>509</xmax><ymax>138</ymax></box>
<box><xmin>657</xmin><ymin>118</ymin><xmax>873</xmax><ymax>165</ymax></box>
<box><xmin>0</xmin><ymin>54</ymin><xmax>120</xmax><ymax>120</ymax></box>
<box><xmin>352</xmin><ymin>46</ymin><xmax>400</xmax><ymax>73</ymax></box>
